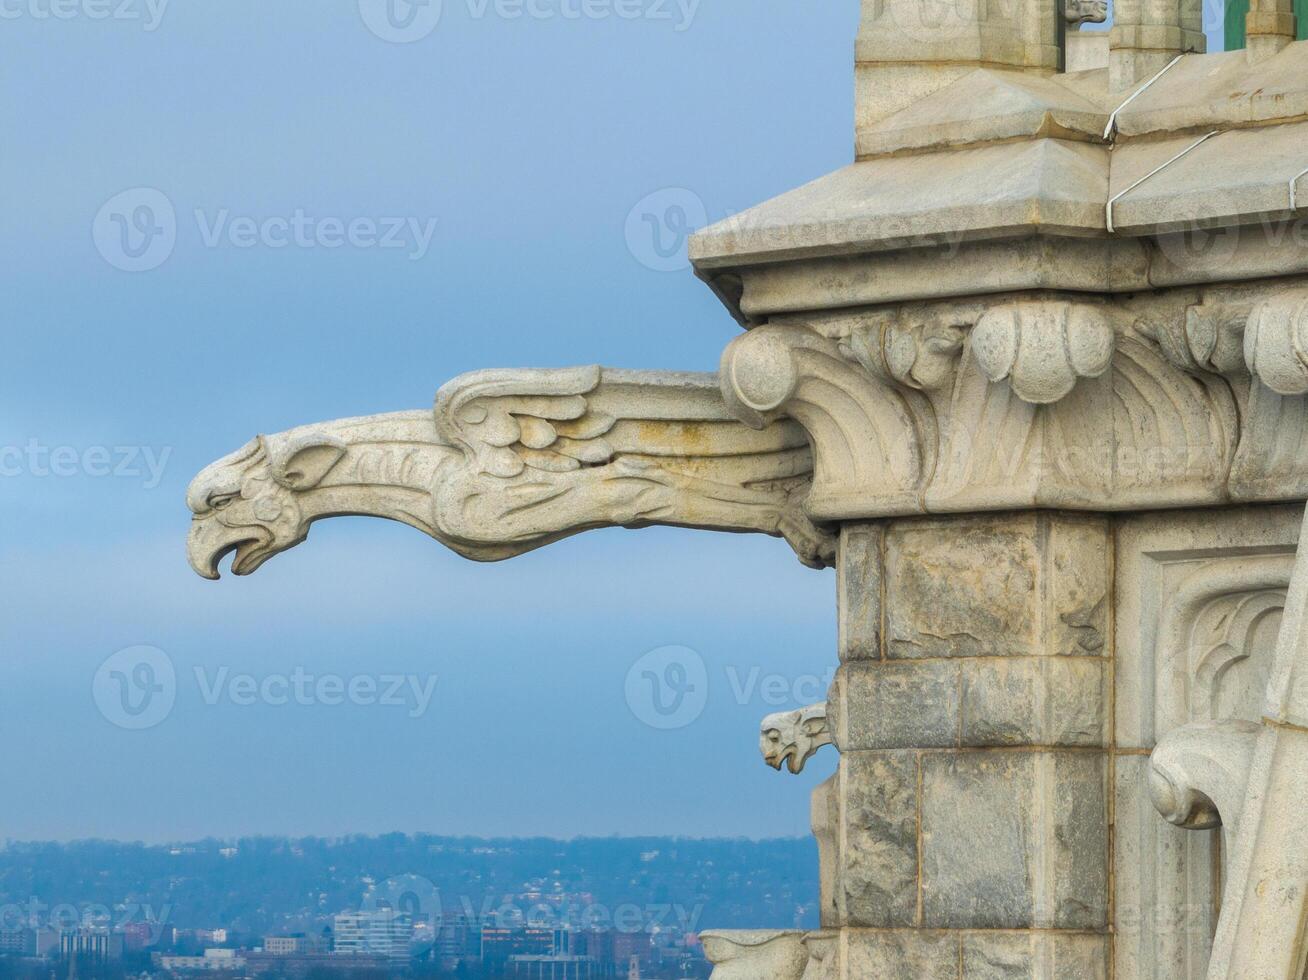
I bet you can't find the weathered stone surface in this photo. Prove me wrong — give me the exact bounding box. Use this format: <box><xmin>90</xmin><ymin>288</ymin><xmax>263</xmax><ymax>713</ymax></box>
<box><xmin>838</xmin><ymin>752</ymin><xmax>919</xmax><ymax>928</ymax></box>
<box><xmin>920</xmin><ymin>751</ymin><xmax>1107</xmax><ymax>930</ymax></box>
<box><xmin>959</xmin><ymin>658</ymin><xmax>1107</xmax><ymax>747</ymax></box>
<box><xmin>701</xmin><ymin>931</ymin><xmax>808</xmax><ymax>980</ymax></box>
<box><xmin>844</xmin><ymin>930</ymin><xmax>959</xmax><ymax>979</ymax></box>
<box><xmin>837</xmin><ymin>661</ymin><xmax>960</xmax><ymax>750</ymax></box>
<box><xmin>886</xmin><ymin>517</ymin><xmax>1039</xmax><ymax>660</ymax></box>
<box><xmin>961</xmin><ymin>933</ymin><xmax>1108</xmax><ymax>979</ymax></box>
<box><xmin>838</xmin><ymin>524</ymin><xmax>883</xmax><ymax>662</ymax></box>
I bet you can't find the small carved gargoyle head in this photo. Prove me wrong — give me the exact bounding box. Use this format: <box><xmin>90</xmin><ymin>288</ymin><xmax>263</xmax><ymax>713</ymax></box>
<box><xmin>1065</xmin><ymin>0</ymin><xmax>1108</xmax><ymax>26</ymax></box>
<box><xmin>760</xmin><ymin>703</ymin><xmax>831</xmax><ymax>775</ymax></box>
<box><xmin>186</xmin><ymin>432</ymin><xmax>345</xmax><ymax>579</ymax></box>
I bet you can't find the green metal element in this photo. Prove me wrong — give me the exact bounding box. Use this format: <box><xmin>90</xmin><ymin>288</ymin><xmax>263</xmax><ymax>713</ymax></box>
<box><xmin>1226</xmin><ymin>0</ymin><xmax>1308</xmax><ymax>46</ymax></box>
<box><xmin>1227</xmin><ymin>0</ymin><xmax>1250</xmax><ymax>48</ymax></box>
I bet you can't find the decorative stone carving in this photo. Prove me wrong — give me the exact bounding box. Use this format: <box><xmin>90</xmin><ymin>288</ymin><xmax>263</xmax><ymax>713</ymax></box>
<box><xmin>1065</xmin><ymin>0</ymin><xmax>1109</xmax><ymax>26</ymax></box>
<box><xmin>1244</xmin><ymin>290</ymin><xmax>1308</xmax><ymax>396</ymax></box>
<box><xmin>760</xmin><ymin>703</ymin><xmax>832</xmax><ymax>775</ymax></box>
<box><xmin>970</xmin><ymin>301</ymin><xmax>1116</xmax><ymax>405</ymax></box>
<box><xmin>798</xmin><ymin>932</ymin><xmax>837</xmax><ymax>980</ymax></box>
<box><xmin>187</xmin><ymin>368</ymin><xmax>835</xmax><ymax>577</ymax></box>
<box><xmin>720</xmin><ymin>324</ymin><xmax>931</xmax><ymax>515</ymax></box>
<box><xmin>1148</xmin><ymin>719</ymin><xmax>1260</xmax><ymax>843</ymax></box>
<box><xmin>700</xmin><ymin>931</ymin><xmax>808</xmax><ymax>980</ymax></box>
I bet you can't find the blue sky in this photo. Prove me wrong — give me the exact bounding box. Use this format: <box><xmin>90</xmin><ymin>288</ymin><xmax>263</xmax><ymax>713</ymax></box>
<box><xmin>0</xmin><ymin>0</ymin><xmax>1234</xmax><ymax>843</ymax></box>
<box><xmin>0</xmin><ymin>0</ymin><xmax>855</xmax><ymax>841</ymax></box>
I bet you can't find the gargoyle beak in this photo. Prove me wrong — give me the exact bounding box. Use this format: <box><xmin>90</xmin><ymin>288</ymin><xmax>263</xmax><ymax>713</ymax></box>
<box><xmin>187</xmin><ymin>518</ymin><xmax>271</xmax><ymax>580</ymax></box>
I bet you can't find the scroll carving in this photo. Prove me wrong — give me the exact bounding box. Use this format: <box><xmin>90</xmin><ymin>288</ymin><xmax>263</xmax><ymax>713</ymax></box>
<box><xmin>709</xmin><ymin>287</ymin><xmax>1308</xmax><ymax>520</ymax></box>
<box><xmin>970</xmin><ymin>301</ymin><xmax>1116</xmax><ymax>405</ymax></box>
<box><xmin>187</xmin><ymin>368</ymin><xmax>836</xmax><ymax>578</ymax></box>
<box><xmin>720</xmin><ymin>324</ymin><xmax>932</xmax><ymax>513</ymax></box>
<box><xmin>1149</xmin><ymin>719</ymin><xmax>1260</xmax><ymax>845</ymax></box>
<box><xmin>1245</xmin><ymin>291</ymin><xmax>1308</xmax><ymax>395</ymax></box>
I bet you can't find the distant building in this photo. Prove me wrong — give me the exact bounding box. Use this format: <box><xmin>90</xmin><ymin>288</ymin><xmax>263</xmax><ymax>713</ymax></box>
<box><xmin>246</xmin><ymin>950</ymin><xmax>387</xmax><ymax>974</ymax></box>
<box><xmin>263</xmin><ymin>934</ymin><xmax>325</xmax><ymax>955</ymax></box>
<box><xmin>432</xmin><ymin>912</ymin><xmax>479</xmax><ymax>968</ymax></box>
<box><xmin>0</xmin><ymin>928</ymin><xmax>57</xmax><ymax>957</ymax></box>
<box><xmin>157</xmin><ymin>948</ymin><xmax>246</xmax><ymax>972</ymax></box>
<box><xmin>612</xmin><ymin>932</ymin><xmax>649</xmax><ymax>970</ymax></box>
<box><xmin>510</xmin><ymin>953</ymin><xmax>602</xmax><ymax>979</ymax></box>
<box><xmin>333</xmin><ymin>909</ymin><xmax>413</xmax><ymax>962</ymax></box>
<box><xmin>121</xmin><ymin>920</ymin><xmax>158</xmax><ymax>950</ymax></box>
<box><xmin>59</xmin><ymin>928</ymin><xmax>124</xmax><ymax>963</ymax></box>
<box><xmin>482</xmin><ymin>926</ymin><xmax>554</xmax><ymax>965</ymax></box>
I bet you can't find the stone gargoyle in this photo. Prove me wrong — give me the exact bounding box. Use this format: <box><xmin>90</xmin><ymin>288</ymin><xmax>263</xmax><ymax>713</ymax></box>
<box><xmin>760</xmin><ymin>703</ymin><xmax>832</xmax><ymax>775</ymax></box>
<box><xmin>187</xmin><ymin>367</ymin><xmax>836</xmax><ymax>579</ymax></box>
<box><xmin>1064</xmin><ymin>0</ymin><xmax>1108</xmax><ymax>27</ymax></box>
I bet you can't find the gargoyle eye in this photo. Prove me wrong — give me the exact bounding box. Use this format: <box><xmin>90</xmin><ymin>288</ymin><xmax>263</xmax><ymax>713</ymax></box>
<box><xmin>208</xmin><ymin>493</ymin><xmax>238</xmax><ymax>510</ymax></box>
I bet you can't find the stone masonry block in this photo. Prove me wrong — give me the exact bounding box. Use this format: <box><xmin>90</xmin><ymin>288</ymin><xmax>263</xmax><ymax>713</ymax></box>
<box><xmin>885</xmin><ymin>514</ymin><xmax>1110</xmax><ymax>660</ymax></box>
<box><xmin>836</xmin><ymin>661</ymin><xmax>960</xmax><ymax>750</ymax></box>
<box><xmin>839</xmin><ymin>751</ymin><xmax>919</xmax><ymax>928</ymax></box>
<box><xmin>839</xmin><ymin>524</ymin><xmax>883</xmax><ymax>662</ymax></box>
<box><xmin>959</xmin><ymin>658</ymin><xmax>1108</xmax><ymax>748</ymax></box>
<box><xmin>921</xmin><ymin>751</ymin><xmax>1107</xmax><ymax>930</ymax></box>
<box><xmin>961</xmin><ymin>933</ymin><xmax>1109</xmax><ymax>979</ymax></box>
<box><xmin>845</xmin><ymin>930</ymin><xmax>960</xmax><ymax>979</ymax></box>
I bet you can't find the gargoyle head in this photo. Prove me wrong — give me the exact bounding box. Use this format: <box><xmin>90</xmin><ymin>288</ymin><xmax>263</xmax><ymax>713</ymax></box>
<box><xmin>760</xmin><ymin>704</ymin><xmax>831</xmax><ymax>775</ymax></box>
<box><xmin>187</xmin><ymin>433</ymin><xmax>346</xmax><ymax>579</ymax></box>
<box><xmin>1065</xmin><ymin>0</ymin><xmax>1108</xmax><ymax>26</ymax></box>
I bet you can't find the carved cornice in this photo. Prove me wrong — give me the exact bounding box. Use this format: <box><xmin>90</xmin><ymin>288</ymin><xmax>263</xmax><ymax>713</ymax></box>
<box><xmin>719</xmin><ymin>284</ymin><xmax>1308</xmax><ymax>521</ymax></box>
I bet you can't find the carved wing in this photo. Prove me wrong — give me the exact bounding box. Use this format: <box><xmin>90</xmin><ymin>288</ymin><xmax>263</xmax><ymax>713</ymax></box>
<box><xmin>430</xmin><ymin>367</ymin><xmax>834</xmax><ymax>565</ymax></box>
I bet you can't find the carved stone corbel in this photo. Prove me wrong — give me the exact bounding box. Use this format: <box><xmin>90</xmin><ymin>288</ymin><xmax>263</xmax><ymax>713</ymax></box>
<box><xmin>701</xmin><ymin>931</ymin><xmax>808</xmax><ymax>980</ymax></box>
<box><xmin>760</xmin><ymin>703</ymin><xmax>832</xmax><ymax>775</ymax></box>
<box><xmin>970</xmin><ymin>301</ymin><xmax>1117</xmax><ymax>404</ymax></box>
<box><xmin>1244</xmin><ymin>291</ymin><xmax>1308</xmax><ymax>395</ymax></box>
<box><xmin>1148</xmin><ymin>719</ymin><xmax>1261</xmax><ymax>846</ymax></box>
<box><xmin>1145</xmin><ymin>301</ymin><xmax>1252</xmax><ymax>378</ymax></box>
<box><xmin>720</xmin><ymin>323</ymin><xmax>933</xmax><ymax>513</ymax></box>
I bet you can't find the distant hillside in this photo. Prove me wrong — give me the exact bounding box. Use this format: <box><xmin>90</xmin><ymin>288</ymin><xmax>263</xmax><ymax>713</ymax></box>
<box><xmin>0</xmin><ymin>835</ymin><xmax>819</xmax><ymax>940</ymax></box>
